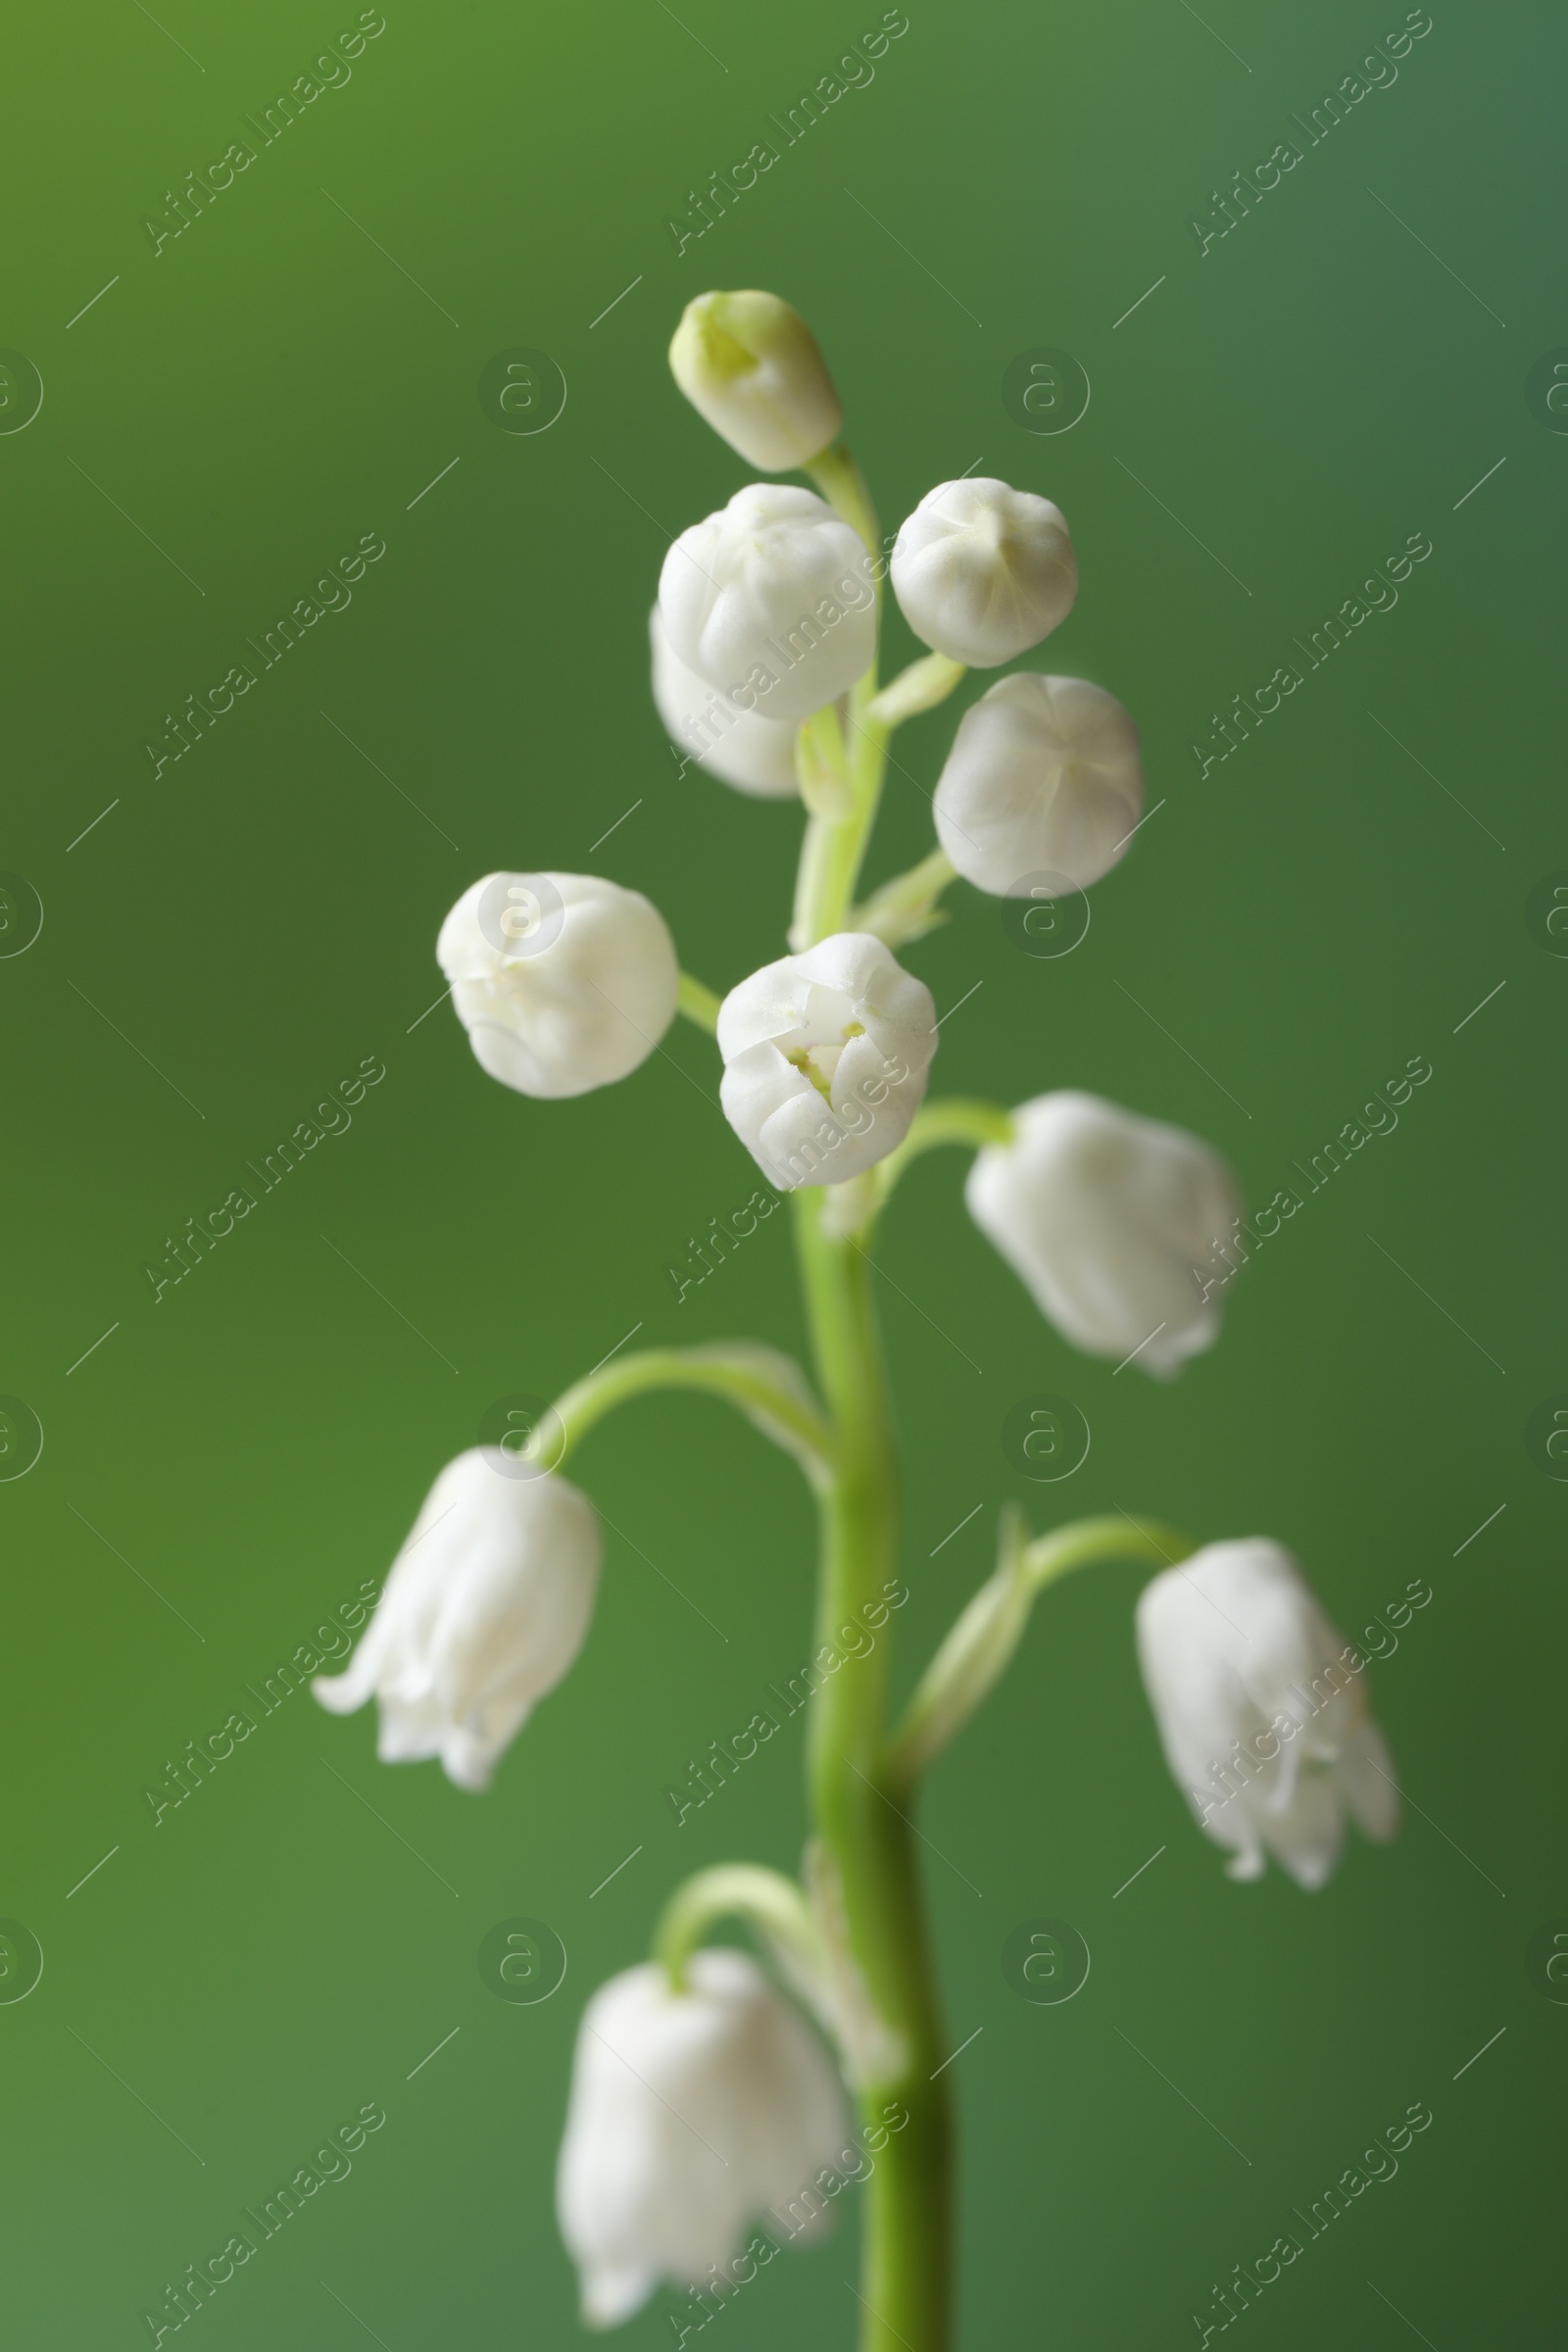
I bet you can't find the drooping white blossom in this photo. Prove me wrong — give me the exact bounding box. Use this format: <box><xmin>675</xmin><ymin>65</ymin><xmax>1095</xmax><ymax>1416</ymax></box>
<box><xmin>437</xmin><ymin>871</ymin><xmax>679</xmax><ymax>1099</ymax></box>
<box><xmin>649</xmin><ymin>607</ymin><xmax>800</xmax><ymax>799</ymax></box>
<box><xmin>1136</xmin><ymin>1540</ymin><xmax>1399</xmax><ymax>1887</ymax></box>
<box><xmin>934</xmin><ymin>673</ymin><xmax>1143</xmax><ymax>899</ymax></box>
<box><xmin>891</xmin><ymin>477</ymin><xmax>1077</xmax><ymax>666</ymax></box>
<box><xmin>557</xmin><ymin>1947</ymin><xmax>848</xmax><ymax>2328</ymax></box>
<box><xmin>659</xmin><ymin>485</ymin><xmax>877</xmax><ymax>725</ymax></box>
<box><xmin>668</xmin><ymin>289</ymin><xmax>844</xmax><ymax>473</ymax></box>
<box><xmin>717</xmin><ymin>932</ymin><xmax>937</xmax><ymax>1189</ymax></box>
<box><xmin>314</xmin><ymin>1448</ymin><xmax>601</xmax><ymax>1790</ymax></box>
<box><xmin>965</xmin><ymin>1092</ymin><xmax>1239</xmax><ymax>1374</ymax></box>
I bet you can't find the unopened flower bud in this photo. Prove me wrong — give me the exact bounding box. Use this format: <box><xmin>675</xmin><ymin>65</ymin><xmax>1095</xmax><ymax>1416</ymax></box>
<box><xmin>891</xmin><ymin>477</ymin><xmax>1077</xmax><ymax>666</ymax></box>
<box><xmin>649</xmin><ymin>607</ymin><xmax>799</xmax><ymax>798</ymax></box>
<box><xmin>935</xmin><ymin>673</ymin><xmax>1143</xmax><ymax>898</ymax></box>
<box><xmin>660</xmin><ymin>485</ymin><xmax>876</xmax><ymax>724</ymax></box>
<box><xmin>437</xmin><ymin>871</ymin><xmax>679</xmax><ymax>1099</ymax></box>
<box><xmin>669</xmin><ymin>289</ymin><xmax>843</xmax><ymax>473</ymax></box>
<box><xmin>717</xmin><ymin>932</ymin><xmax>937</xmax><ymax>1189</ymax></box>
<box><xmin>966</xmin><ymin>1091</ymin><xmax>1239</xmax><ymax>1373</ymax></box>
<box><xmin>1137</xmin><ymin>1540</ymin><xmax>1399</xmax><ymax>1887</ymax></box>
<box><xmin>314</xmin><ymin>1448</ymin><xmax>601</xmax><ymax>1791</ymax></box>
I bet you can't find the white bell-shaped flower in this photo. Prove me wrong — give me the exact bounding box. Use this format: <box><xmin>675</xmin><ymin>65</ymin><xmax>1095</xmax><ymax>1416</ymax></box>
<box><xmin>314</xmin><ymin>1448</ymin><xmax>600</xmax><ymax>1790</ymax></box>
<box><xmin>437</xmin><ymin>871</ymin><xmax>679</xmax><ymax>1100</ymax></box>
<box><xmin>557</xmin><ymin>1947</ymin><xmax>848</xmax><ymax>2327</ymax></box>
<box><xmin>934</xmin><ymin>673</ymin><xmax>1143</xmax><ymax>898</ymax></box>
<box><xmin>966</xmin><ymin>1091</ymin><xmax>1238</xmax><ymax>1374</ymax></box>
<box><xmin>1136</xmin><ymin>1540</ymin><xmax>1399</xmax><ymax>1888</ymax></box>
<box><xmin>649</xmin><ymin>607</ymin><xmax>799</xmax><ymax>799</ymax></box>
<box><xmin>668</xmin><ymin>289</ymin><xmax>843</xmax><ymax>473</ymax></box>
<box><xmin>891</xmin><ymin>477</ymin><xmax>1077</xmax><ymax>666</ymax></box>
<box><xmin>717</xmin><ymin>932</ymin><xmax>937</xmax><ymax>1189</ymax></box>
<box><xmin>659</xmin><ymin>485</ymin><xmax>876</xmax><ymax>724</ymax></box>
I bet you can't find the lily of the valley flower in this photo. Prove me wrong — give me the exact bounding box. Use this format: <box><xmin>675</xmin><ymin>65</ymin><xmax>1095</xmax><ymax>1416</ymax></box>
<box><xmin>965</xmin><ymin>1091</ymin><xmax>1239</xmax><ymax>1374</ymax></box>
<box><xmin>437</xmin><ymin>870</ymin><xmax>679</xmax><ymax>1099</ymax></box>
<box><xmin>934</xmin><ymin>672</ymin><xmax>1143</xmax><ymax>898</ymax></box>
<box><xmin>717</xmin><ymin>932</ymin><xmax>937</xmax><ymax>1189</ymax></box>
<box><xmin>314</xmin><ymin>1448</ymin><xmax>601</xmax><ymax>1791</ymax></box>
<box><xmin>649</xmin><ymin>607</ymin><xmax>800</xmax><ymax>798</ymax></box>
<box><xmin>891</xmin><ymin>477</ymin><xmax>1077</xmax><ymax>666</ymax></box>
<box><xmin>1136</xmin><ymin>1539</ymin><xmax>1400</xmax><ymax>1888</ymax></box>
<box><xmin>668</xmin><ymin>289</ymin><xmax>844</xmax><ymax>473</ymax></box>
<box><xmin>557</xmin><ymin>1947</ymin><xmax>848</xmax><ymax>2328</ymax></box>
<box><xmin>659</xmin><ymin>485</ymin><xmax>877</xmax><ymax>724</ymax></box>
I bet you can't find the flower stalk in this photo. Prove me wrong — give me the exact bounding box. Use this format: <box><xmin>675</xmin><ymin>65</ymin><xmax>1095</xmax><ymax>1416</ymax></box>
<box><xmin>848</xmin><ymin>847</ymin><xmax>958</xmax><ymax>950</ymax></box>
<box><xmin>866</xmin><ymin>652</ymin><xmax>966</xmax><ymax>728</ymax></box>
<box><xmin>870</xmin><ymin>1096</ymin><xmax>1016</xmax><ymax>1210</ymax></box>
<box><xmin>784</xmin><ymin>447</ymin><xmax>960</xmax><ymax>2341</ymax></box>
<box><xmin>544</xmin><ymin>1343</ymin><xmax>834</xmax><ymax>1489</ymax></box>
<box><xmin>676</xmin><ymin>971</ymin><xmax>722</xmax><ymax>1033</ymax></box>
<box><xmin>655</xmin><ymin>1863</ymin><xmax>828</xmax><ymax>1995</ymax></box>
<box><xmin>887</xmin><ymin>1511</ymin><xmax>1197</xmax><ymax>1791</ymax></box>
<box><xmin>794</xmin><ymin>1188</ymin><xmax>953</xmax><ymax>2352</ymax></box>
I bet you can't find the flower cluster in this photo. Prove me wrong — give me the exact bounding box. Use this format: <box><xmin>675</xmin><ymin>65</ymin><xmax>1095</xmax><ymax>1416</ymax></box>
<box><xmin>316</xmin><ymin>287</ymin><xmax>1401</xmax><ymax>2340</ymax></box>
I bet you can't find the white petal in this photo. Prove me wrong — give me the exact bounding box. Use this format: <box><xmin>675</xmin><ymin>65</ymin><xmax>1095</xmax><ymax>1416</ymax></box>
<box><xmin>891</xmin><ymin>477</ymin><xmax>1077</xmax><ymax>666</ymax></box>
<box><xmin>556</xmin><ymin>1950</ymin><xmax>847</xmax><ymax>2318</ymax></box>
<box><xmin>311</xmin><ymin>1655</ymin><xmax>378</xmax><ymax>1715</ymax></box>
<box><xmin>437</xmin><ymin>874</ymin><xmax>679</xmax><ymax>1101</ymax></box>
<box><xmin>716</xmin><ymin>935</ymin><xmax>937</xmax><ymax>1187</ymax></box>
<box><xmin>659</xmin><ymin>485</ymin><xmax>877</xmax><ymax>723</ymax></box>
<box><xmin>669</xmin><ymin>291</ymin><xmax>843</xmax><ymax>475</ymax></box>
<box><xmin>935</xmin><ymin>673</ymin><xmax>1142</xmax><ymax>897</ymax></box>
<box><xmin>717</xmin><ymin>966</ymin><xmax>815</xmax><ymax>1060</ymax></box>
<box><xmin>580</xmin><ymin>2261</ymin><xmax>658</xmax><ymax>2329</ymax></box>
<box><xmin>649</xmin><ymin>607</ymin><xmax>800</xmax><ymax>798</ymax></box>
<box><xmin>315</xmin><ymin>1451</ymin><xmax>601</xmax><ymax>1785</ymax></box>
<box><xmin>967</xmin><ymin>1091</ymin><xmax>1237</xmax><ymax>1368</ymax></box>
<box><xmin>375</xmin><ymin>1691</ymin><xmax>449</xmax><ymax>1765</ymax></box>
<box><xmin>1260</xmin><ymin>1772</ymin><xmax>1347</xmax><ymax>1891</ymax></box>
<box><xmin>1137</xmin><ymin>1540</ymin><xmax>1398</xmax><ymax>1890</ymax></box>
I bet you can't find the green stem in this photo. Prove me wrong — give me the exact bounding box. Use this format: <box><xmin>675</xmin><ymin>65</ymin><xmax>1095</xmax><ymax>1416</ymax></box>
<box><xmin>794</xmin><ymin>1190</ymin><xmax>952</xmax><ymax>2352</ymax></box>
<box><xmin>849</xmin><ymin>849</ymin><xmax>959</xmax><ymax>951</ymax></box>
<box><xmin>792</xmin><ymin>444</ymin><xmax>889</xmax><ymax>947</ymax></box>
<box><xmin>677</xmin><ymin>972</ymin><xmax>721</xmax><ymax>1033</ymax></box>
<box><xmin>655</xmin><ymin>1863</ymin><xmax>825</xmax><ymax>1994</ymax></box>
<box><xmin>543</xmin><ymin>1345</ymin><xmax>833</xmax><ymax>1486</ymax></box>
<box><xmin>798</xmin><ymin>705</ymin><xmax>857</xmax><ymax>822</ymax></box>
<box><xmin>886</xmin><ymin>1513</ymin><xmax>1197</xmax><ymax>1789</ymax></box>
<box><xmin>871</xmin><ymin>1097</ymin><xmax>1015</xmax><ymax>1214</ymax></box>
<box><xmin>866</xmin><ymin>653</ymin><xmax>966</xmax><ymax>729</ymax></box>
<box><xmin>807</xmin><ymin>442</ymin><xmax>882</xmax><ymax>561</ymax></box>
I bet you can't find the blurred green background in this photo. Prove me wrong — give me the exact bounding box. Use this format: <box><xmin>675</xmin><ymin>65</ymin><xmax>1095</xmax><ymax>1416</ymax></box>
<box><xmin>2</xmin><ymin>1</ymin><xmax>1562</xmax><ymax>2342</ymax></box>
